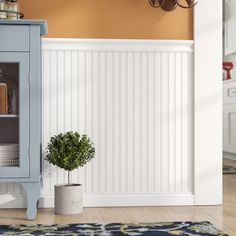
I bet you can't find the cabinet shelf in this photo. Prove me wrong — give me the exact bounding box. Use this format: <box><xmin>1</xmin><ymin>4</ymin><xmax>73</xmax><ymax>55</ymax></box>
<box><xmin>0</xmin><ymin>115</ymin><xmax>18</xmax><ymax>118</ymax></box>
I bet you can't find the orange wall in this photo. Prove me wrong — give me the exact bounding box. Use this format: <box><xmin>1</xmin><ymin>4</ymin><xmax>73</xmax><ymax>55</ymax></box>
<box><xmin>18</xmin><ymin>0</ymin><xmax>193</xmax><ymax>39</ymax></box>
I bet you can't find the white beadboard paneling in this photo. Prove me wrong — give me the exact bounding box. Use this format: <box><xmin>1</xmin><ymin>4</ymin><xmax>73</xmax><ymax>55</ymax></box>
<box><xmin>0</xmin><ymin>39</ymin><xmax>194</xmax><ymax>207</ymax></box>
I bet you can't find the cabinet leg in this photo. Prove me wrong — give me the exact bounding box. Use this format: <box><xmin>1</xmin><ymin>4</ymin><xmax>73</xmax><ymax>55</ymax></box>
<box><xmin>21</xmin><ymin>182</ymin><xmax>41</xmax><ymax>220</ymax></box>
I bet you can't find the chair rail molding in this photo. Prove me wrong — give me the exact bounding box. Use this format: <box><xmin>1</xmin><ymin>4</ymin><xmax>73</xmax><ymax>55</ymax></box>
<box><xmin>0</xmin><ymin>38</ymin><xmax>195</xmax><ymax>208</ymax></box>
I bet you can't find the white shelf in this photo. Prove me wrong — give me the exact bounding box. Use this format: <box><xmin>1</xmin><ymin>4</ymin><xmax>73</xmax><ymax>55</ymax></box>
<box><xmin>0</xmin><ymin>115</ymin><xmax>19</xmax><ymax>118</ymax></box>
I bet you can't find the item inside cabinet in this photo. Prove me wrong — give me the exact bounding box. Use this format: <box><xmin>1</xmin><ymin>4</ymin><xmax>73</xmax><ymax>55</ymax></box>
<box><xmin>0</xmin><ymin>63</ymin><xmax>19</xmax><ymax>115</ymax></box>
<box><xmin>0</xmin><ymin>143</ymin><xmax>19</xmax><ymax>167</ymax></box>
<box><xmin>0</xmin><ymin>83</ymin><xmax>8</xmax><ymax>114</ymax></box>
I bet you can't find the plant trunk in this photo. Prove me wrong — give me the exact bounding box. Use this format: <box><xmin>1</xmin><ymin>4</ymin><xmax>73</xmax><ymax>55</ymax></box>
<box><xmin>68</xmin><ymin>171</ymin><xmax>70</xmax><ymax>186</ymax></box>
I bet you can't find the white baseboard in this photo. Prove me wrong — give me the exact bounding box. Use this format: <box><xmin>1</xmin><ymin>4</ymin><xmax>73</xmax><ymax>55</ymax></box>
<box><xmin>223</xmin><ymin>152</ymin><xmax>236</xmax><ymax>161</ymax></box>
<box><xmin>81</xmin><ymin>193</ymin><xmax>195</xmax><ymax>207</ymax></box>
<box><xmin>0</xmin><ymin>194</ymin><xmax>26</xmax><ymax>208</ymax></box>
<box><xmin>0</xmin><ymin>193</ymin><xmax>194</xmax><ymax>209</ymax></box>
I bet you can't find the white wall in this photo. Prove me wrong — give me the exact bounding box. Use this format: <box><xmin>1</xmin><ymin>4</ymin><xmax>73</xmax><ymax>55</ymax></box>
<box><xmin>194</xmin><ymin>0</ymin><xmax>223</xmax><ymax>205</ymax></box>
<box><xmin>0</xmin><ymin>39</ymin><xmax>194</xmax><ymax>207</ymax></box>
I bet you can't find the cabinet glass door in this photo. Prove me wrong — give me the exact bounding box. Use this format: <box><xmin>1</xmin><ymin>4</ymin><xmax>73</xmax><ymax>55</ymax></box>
<box><xmin>0</xmin><ymin>52</ymin><xmax>29</xmax><ymax>178</ymax></box>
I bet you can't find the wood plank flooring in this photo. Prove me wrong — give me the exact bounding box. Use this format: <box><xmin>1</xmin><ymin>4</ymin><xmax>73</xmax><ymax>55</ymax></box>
<box><xmin>0</xmin><ymin>159</ymin><xmax>235</xmax><ymax>235</ymax></box>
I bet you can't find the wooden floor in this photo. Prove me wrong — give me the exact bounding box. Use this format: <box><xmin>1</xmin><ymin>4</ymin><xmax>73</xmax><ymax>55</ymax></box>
<box><xmin>0</xmin><ymin>159</ymin><xmax>235</xmax><ymax>235</ymax></box>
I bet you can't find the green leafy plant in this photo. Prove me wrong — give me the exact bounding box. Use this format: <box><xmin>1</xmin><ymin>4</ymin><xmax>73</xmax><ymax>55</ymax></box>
<box><xmin>45</xmin><ymin>131</ymin><xmax>95</xmax><ymax>186</ymax></box>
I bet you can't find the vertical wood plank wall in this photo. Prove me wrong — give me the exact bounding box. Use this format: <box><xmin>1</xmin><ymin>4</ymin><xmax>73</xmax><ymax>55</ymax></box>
<box><xmin>0</xmin><ymin>39</ymin><xmax>194</xmax><ymax>207</ymax></box>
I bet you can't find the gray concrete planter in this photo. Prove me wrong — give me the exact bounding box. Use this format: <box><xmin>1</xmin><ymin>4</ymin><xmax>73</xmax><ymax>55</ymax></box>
<box><xmin>54</xmin><ymin>184</ymin><xmax>83</xmax><ymax>215</ymax></box>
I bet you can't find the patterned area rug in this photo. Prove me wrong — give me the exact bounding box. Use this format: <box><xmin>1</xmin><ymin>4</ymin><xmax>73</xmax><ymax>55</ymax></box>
<box><xmin>223</xmin><ymin>164</ymin><xmax>236</xmax><ymax>174</ymax></box>
<box><xmin>0</xmin><ymin>221</ymin><xmax>228</xmax><ymax>235</ymax></box>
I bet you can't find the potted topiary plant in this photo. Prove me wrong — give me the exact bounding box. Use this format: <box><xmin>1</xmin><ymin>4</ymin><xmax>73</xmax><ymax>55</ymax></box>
<box><xmin>45</xmin><ymin>131</ymin><xmax>95</xmax><ymax>215</ymax></box>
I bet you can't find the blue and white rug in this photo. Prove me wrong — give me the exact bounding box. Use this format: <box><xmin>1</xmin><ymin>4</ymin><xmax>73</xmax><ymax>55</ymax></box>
<box><xmin>223</xmin><ymin>164</ymin><xmax>236</xmax><ymax>174</ymax></box>
<box><xmin>0</xmin><ymin>221</ymin><xmax>228</xmax><ymax>235</ymax></box>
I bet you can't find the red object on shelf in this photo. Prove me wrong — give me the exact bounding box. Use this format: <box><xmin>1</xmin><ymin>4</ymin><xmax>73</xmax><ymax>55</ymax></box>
<box><xmin>223</xmin><ymin>61</ymin><xmax>233</xmax><ymax>80</ymax></box>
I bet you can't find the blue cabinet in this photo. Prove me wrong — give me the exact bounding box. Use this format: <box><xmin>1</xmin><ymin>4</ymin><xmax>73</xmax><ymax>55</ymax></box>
<box><xmin>0</xmin><ymin>20</ymin><xmax>47</xmax><ymax>220</ymax></box>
